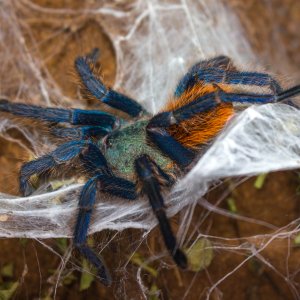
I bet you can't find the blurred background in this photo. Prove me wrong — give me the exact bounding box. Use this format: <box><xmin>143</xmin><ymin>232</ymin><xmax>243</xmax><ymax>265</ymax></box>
<box><xmin>0</xmin><ymin>0</ymin><xmax>300</xmax><ymax>299</ymax></box>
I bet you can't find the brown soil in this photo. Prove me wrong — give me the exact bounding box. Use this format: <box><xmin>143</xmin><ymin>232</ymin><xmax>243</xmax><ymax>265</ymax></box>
<box><xmin>0</xmin><ymin>1</ymin><xmax>300</xmax><ymax>299</ymax></box>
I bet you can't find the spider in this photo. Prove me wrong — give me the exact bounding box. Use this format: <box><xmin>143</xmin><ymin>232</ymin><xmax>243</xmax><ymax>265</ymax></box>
<box><xmin>1</xmin><ymin>49</ymin><xmax>300</xmax><ymax>286</ymax></box>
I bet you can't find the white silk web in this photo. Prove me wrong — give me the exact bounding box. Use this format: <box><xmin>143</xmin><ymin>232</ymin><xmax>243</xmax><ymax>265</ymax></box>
<box><xmin>0</xmin><ymin>0</ymin><xmax>300</xmax><ymax>297</ymax></box>
<box><xmin>0</xmin><ymin>0</ymin><xmax>263</xmax><ymax>238</ymax></box>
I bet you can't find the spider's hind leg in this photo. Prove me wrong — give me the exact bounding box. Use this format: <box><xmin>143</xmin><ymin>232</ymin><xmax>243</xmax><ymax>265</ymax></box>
<box><xmin>135</xmin><ymin>154</ymin><xmax>187</xmax><ymax>269</ymax></box>
<box><xmin>20</xmin><ymin>141</ymin><xmax>108</xmax><ymax>196</ymax></box>
<box><xmin>74</xmin><ymin>172</ymin><xmax>137</xmax><ymax>285</ymax></box>
<box><xmin>74</xmin><ymin>177</ymin><xmax>111</xmax><ymax>285</ymax></box>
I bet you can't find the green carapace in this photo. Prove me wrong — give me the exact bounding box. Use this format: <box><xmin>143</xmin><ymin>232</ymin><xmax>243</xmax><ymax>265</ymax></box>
<box><xmin>103</xmin><ymin>120</ymin><xmax>173</xmax><ymax>179</ymax></box>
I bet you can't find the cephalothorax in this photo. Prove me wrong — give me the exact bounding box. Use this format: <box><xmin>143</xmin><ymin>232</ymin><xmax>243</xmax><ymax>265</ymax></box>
<box><xmin>1</xmin><ymin>49</ymin><xmax>300</xmax><ymax>285</ymax></box>
<box><xmin>104</xmin><ymin>120</ymin><xmax>174</xmax><ymax>179</ymax></box>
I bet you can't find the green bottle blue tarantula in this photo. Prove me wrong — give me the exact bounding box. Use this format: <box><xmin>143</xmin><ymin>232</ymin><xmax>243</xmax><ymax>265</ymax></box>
<box><xmin>1</xmin><ymin>49</ymin><xmax>300</xmax><ymax>285</ymax></box>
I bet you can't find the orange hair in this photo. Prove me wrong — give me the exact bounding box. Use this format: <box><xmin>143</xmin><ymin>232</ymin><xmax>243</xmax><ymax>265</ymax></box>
<box><xmin>162</xmin><ymin>83</ymin><xmax>234</xmax><ymax>149</ymax></box>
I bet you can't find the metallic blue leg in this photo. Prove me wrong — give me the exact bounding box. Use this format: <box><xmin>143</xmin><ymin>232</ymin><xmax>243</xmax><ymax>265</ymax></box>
<box><xmin>0</xmin><ymin>99</ymin><xmax>117</xmax><ymax>129</ymax></box>
<box><xmin>154</xmin><ymin>85</ymin><xmax>300</xmax><ymax>127</ymax></box>
<box><xmin>95</xmin><ymin>174</ymin><xmax>137</xmax><ymax>199</ymax></box>
<box><xmin>175</xmin><ymin>56</ymin><xmax>282</xmax><ymax>96</ymax></box>
<box><xmin>175</xmin><ymin>86</ymin><xmax>300</xmax><ymax>122</ymax></box>
<box><xmin>20</xmin><ymin>141</ymin><xmax>106</xmax><ymax>196</ymax></box>
<box><xmin>74</xmin><ymin>177</ymin><xmax>111</xmax><ymax>286</ymax></box>
<box><xmin>135</xmin><ymin>154</ymin><xmax>187</xmax><ymax>269</ymax></box>
<box><xmin>74</xmin><ymin>173</ymin><xmax>136</xmax><ymax>285</ymax></box>
<box><xmin>85</xmin><ymin>48</ymin><xmax>100</xmax><ymax>63</ymax></box>
<box><xmin>276</xmin><ymin>85</ymin><xmax>300</xmax><ymax>102</ymax></box>
<box><xmin>146</xmin><ymin>128</ymin><xmax>195</xmax><ymax>168</ymax></box>
<box><xmin>193</xmin><ymin>69</ymin><xmax>282</xmax><ymax>94</ymax></box>
<box><xmin>147</xmin><ymin>85</ymin><xmax>300</xmax><ymax>167</ymax></box>
<box><xmin>52</xmin><ymin>126</ymin><xmax>110</xmax><ymax>139</ymax></box>
<box><xmin>175</xmin><ymin>56</ymin><xmax>234</xmax><ymax>97</ymax></box>
<box><xmin>75</xmin><ymin>55</ymin><xmax>145</xmax><ymax>117</ymax></box>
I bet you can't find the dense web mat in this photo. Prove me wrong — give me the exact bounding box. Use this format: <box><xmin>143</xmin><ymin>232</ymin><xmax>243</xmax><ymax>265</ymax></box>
<box><xmin>0</xmin><ymin>0</ymin><xmax>299</xmax><ymax>237</ymax></box>
<box><xmin>0</xmin><ymin>1</ymin><xmax>300</xmax><ymax>296</ymax></box>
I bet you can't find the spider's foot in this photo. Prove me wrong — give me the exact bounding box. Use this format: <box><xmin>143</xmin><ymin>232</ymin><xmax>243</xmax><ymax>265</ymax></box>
<box><xmin>77</xmin><ymin>244</ymin><xmax>112</xmax><ymax>286</ymax></box>
<box><xmin>20</xmin><ymin>179</ymin><xmax>35</xmax><ymax>197</ymax></box>
<box><xmin>0</xmin><ymin>98</ymin><xmax>10</xmax><ymax>112</ymax></box>
<box><xmin>174</xmin><ymin>248</ymin><xmax>188</xmax><ymax>269</ymax></box>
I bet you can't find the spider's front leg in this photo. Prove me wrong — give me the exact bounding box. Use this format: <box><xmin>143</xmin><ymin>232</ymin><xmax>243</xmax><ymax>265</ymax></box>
<box><xmin>135</xmin><ymin>154</ymin><xmax>187</xmax><ymax>269</ymax></box>
<box><xmin>75</xmin><ymin>50</ymin><xmax>147</xmax><ymax>117</ymax></box>
<box><xmin>0</xmin><ymin>99</ymin><xmax>117</xmax><ymax>128</ymax></box>
<box><xmin>146</xmin><ymin>114</ymin><xmax>196</xmax><ymax>168</ymax></box>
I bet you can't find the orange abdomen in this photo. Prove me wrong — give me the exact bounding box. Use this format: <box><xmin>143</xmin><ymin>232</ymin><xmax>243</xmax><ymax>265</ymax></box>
<box><xmin>162</xmin><ymin>83</ymin><xmax>234</xmax><ymax>149</ymax></box>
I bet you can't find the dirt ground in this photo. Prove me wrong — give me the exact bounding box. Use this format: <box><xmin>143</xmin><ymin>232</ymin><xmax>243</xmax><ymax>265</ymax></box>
<box><xmin>0</xmin><ymin>1</ymin><xmax>300</xmax><ymax>299</ymax></box>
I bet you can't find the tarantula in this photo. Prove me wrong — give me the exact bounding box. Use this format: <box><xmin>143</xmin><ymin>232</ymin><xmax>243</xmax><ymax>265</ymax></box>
<box><xmin>1</xmin><ymin>49</ymin><xmax>299</xmax><ymax>285</ymax></box>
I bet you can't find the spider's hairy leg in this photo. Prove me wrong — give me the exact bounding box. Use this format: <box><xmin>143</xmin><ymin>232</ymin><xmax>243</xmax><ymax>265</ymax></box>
<box><xmin>276</xmin><ymin>85</ymin><xmax>300</xmax><ymax>102</ymax></box>
<box><xmin>147</xmin><ymin>84</ymin><xmax>300</xmax><ymax>168</ymax></box>
<box><xmin>20</xmin><ymin>141</ymin><xmax>108</xmax><ymax>196</ymax></box>
<box><xmin>79</xmin><ymin>141</ymin><xmax>137</xmax><ymax>198</ymax></box>
<box><xmin>74</xmin><ymin>53</ymin><xmax>146</xmax><ymax>117</ymax></box>
<box><xmin>146</xmin><ymin>126</ymin><xmax>195</xmax><ymax>168</ymax></box>
<box><xmin>74</xmin><ymin>177</ymin><xmax>111</xmax><ymax>286</ymax></box>
<box><xmin>174</xmin><ymin>56</ymin><xmax>282</xmax><ymax>96</ymax></box>
<box><xmin>147</xmin><ymin>110</ymin><xmax>196</xmax><ymax>168</ymax></box>
<box><xmin>85</xmin><ymin>47</ymin><xmax>100</xmax><ymax>63</ymax></box>
<box><xmin>135</xmin><ymin>154</ymin><xmax>187</xmax><ymax>269</ymax></box>
<box><xmin>175</xmin><ymin>55</ymin><xmax>235</xmax><ymax>97</ymax></box>
<box><xmin>193</xmin><ymin>69</ymin><xmax>283</xmax><ymax>94</ymax></box>
<box><xmin>151</xmin><ymin>85</ymin><xmax>300</xmax><ymax>133</ymax></box>
<box><xmin>0</xmin><ymin>99</ymin><xmax>118</xmax><ymax>129</ymax></box>
<box><xmin>51</xmin><ymin>125</ymin><xmax>110</xmax><ymax>139</ymax></box>
<box><xmin>74</xmin><ymin>152</ymin><xmax>136</xmax><ymax>286</ymax></box>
